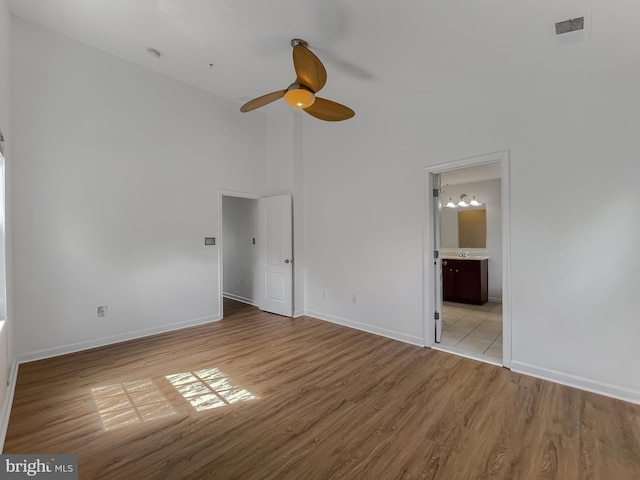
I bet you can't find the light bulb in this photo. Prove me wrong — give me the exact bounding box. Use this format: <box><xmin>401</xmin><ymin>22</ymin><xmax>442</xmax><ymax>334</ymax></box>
<box><xmin>469</xmin><ymin>196</ymin><xmax>481</xmax><ymax>206</ymax></box>
<box><xmin>446</xmin><ymin>198</ymin><xmax>456</xmax><ymax>208</ymax></box>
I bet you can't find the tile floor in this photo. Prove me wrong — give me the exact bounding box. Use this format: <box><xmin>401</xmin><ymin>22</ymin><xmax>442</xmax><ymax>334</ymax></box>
<box><xmin>438</xmin><ymin>301</ymin><xmax>502</xmax><ymax>364</ymax></box>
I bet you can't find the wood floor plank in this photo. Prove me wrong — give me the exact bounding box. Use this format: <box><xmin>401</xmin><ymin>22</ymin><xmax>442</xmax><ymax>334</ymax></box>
<box><xmin>4</xmin><ymin>299</ymin><xmax>640</xmax><ymax>479</ymax></box>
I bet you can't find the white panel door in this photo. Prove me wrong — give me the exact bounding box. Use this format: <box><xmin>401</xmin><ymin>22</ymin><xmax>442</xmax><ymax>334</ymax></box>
<box><xmin>259</xmin><ymin>194</ymin><xmax>293</xmax><ymax>316</ymax></box>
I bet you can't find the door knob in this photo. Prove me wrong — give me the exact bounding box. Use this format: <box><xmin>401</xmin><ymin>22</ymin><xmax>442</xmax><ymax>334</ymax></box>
<box><xmin>284</xmin><ymin>259</ymin><xmax>290</xmax><ymax>264</ymax></box>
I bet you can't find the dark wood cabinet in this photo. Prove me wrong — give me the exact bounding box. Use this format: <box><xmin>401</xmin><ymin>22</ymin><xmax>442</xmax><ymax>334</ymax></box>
<box><xmin>442</xmin><ymin>258</ymin><xmax>488</xmax><ymax>305</ymax></box>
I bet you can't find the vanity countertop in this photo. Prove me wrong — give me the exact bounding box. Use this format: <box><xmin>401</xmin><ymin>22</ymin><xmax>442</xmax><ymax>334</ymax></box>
<box><xmin>441</xmin><ymin>255</ymin><xmax>489</xmax><ymax>261</ymax></box>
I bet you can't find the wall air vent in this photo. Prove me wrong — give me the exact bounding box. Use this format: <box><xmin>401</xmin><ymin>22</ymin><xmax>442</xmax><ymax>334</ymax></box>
<box><xmin>555</xmin><ymin>17</ymin><xmax>585</xmax><ymax>35</ymax></box>
<box><xmin>554</xmin><ymin>13</ymin><xmax>590</xmax><ymax>46</ymax></box>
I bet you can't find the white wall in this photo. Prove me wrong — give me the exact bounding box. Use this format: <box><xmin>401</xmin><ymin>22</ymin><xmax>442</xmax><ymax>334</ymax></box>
<box><xmin>299</xmin><ymin>1</ymin><xmax>640</xmax><ymax>401</ymax></box>
<box><xmin>266</xmin><ymin>110</ymin><xmax>305</xmax><ymax>315</ymax></box>
<box><xmin>11</xmin><ymin>18</ymin><xmax>268</xmax><ymax>358</ymax></box>
<box><xmin>440</xmin><ymin>178</ymin><xmax>502</xmax><ymax>300</ymax></box>
<box><xmin>302</xmin><ymin>116</ymin><xmax>426</xmax><ymax>346</ymax></box>
<box><xmin>222</xmin><ymin>196</ymin><xmax>258</xmax><ymax>304</ymax></box>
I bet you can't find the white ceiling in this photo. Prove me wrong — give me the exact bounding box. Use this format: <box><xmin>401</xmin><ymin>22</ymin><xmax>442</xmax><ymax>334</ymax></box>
<box><xmin>8</xmin><ymin>0</ymin><xmax>639</xmax><ymax>115</ymax></box>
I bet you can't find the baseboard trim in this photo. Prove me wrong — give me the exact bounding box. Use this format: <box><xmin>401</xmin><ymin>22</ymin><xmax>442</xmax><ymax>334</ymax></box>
<box><xmin>511</xmin><ymin>360</ymin><xmax>640</xmax><ymax>405</ymax></box>
<box><xmin>0</xmin><ymin>358</ymin><xmax>19</xmax><ymax>452</ymax></box>
<box><xmin>293</xmin><ymin>309</ymin><xmax>305</xmax><ymax>318</ymax></box>
<box><xmin>305</xmin><ymin>310</ymin><xmax>424</xmax><ymax>347</ymax></box>
<box><xmin>222</xmin><ymin>293</ymin><xmax>258</xmax><ymax>307</ymax></box>
<box><xmin>16</xmin><ymin>314</ymin><xmax>221</xmax><ymax>365</ymax></box>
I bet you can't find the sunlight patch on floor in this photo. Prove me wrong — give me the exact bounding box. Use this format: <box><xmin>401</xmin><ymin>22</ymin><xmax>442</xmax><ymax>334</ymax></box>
<box><xmin>91</xmin><ymin>367</ymin><xmax>256</xmax><ymax>430</ymax></box>
<box><xmin>166</xmin><ymin>367</ymin><xmax>256</xmax><ymax>412</ymax></box>
<box><xmin>91</xmin><ymin>379</ymin><xmax>176</xmax><ymax>430</ymax></box>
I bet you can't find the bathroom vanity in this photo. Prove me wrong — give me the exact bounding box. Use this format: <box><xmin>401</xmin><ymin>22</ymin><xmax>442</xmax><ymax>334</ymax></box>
<box><xmin>442</xmin><ymin>257</ymin><xmax>488</xmax><ymax>305</ymax></box>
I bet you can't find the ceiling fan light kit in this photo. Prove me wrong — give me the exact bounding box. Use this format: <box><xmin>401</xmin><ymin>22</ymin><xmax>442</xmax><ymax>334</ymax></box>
<box><xmin>284</xmin><ymin>84</ymin><xmax>315</xmax><ymax>108</ymax></box>
<box><xmin>240</xmin><ymin>39</ymin><xmax>354</xmax><ymax>121</ymax></box>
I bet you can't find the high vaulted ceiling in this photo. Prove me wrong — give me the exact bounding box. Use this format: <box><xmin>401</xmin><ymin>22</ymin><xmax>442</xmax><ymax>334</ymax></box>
<box><xmin>8</xmin><ymin>1</ymin><xmax>640</xmax><ymax>116</ymax></box>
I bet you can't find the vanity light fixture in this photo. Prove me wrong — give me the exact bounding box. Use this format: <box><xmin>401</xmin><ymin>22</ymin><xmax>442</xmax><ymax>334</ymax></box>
<box><xmin>446</xmin><ymin>194</ymin><xmax>482</xmax><ymax>208</ymax></box>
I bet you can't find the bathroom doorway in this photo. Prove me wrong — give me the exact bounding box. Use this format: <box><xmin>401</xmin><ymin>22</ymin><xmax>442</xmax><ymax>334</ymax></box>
<box><xmin>425</xmin><ymin>151</ymin><xmax>511</xmax><ymax>367</ymax></box>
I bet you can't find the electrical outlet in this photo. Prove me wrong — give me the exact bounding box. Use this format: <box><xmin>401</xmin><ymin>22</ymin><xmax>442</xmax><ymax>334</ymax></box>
<box><xmin>97</xmin><ymin>305</ymin><xmax>108</xmax><ymax>317</ymax></box>
<box><xmin>352</xmin><ymin>295</ymin><xmax>357</xmax><ymax>304</ymax></box>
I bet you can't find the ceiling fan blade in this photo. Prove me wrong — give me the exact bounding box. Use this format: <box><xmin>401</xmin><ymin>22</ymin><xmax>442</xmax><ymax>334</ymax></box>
<box><xmin>304</xmin><ymin>97</ymin><xmax>355</xmax><ymax>122</ymax></box>
<box><xmin>293</xmin><ymin>44</ymin><xmax>327</xmax><ymax>93</ymax></box>
<box><xmin>240</xmin><ymin>90</ymin><xmax>286</xmax><ymax>112</ymax></box>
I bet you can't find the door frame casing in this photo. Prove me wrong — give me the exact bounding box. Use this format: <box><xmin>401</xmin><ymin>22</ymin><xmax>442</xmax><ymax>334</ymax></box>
<box><xmin>431</xmin><ymin>172</ymin><xmax>443</xmax><ymax>343</ymax></box>
<box><xmin>423</xmin><ymin>150</ymin><xmax>512</xmax><ymax>368</ymax></box>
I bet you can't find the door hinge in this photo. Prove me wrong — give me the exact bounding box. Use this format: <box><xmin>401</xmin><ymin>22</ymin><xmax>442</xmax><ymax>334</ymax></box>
<box><xmin>434</xmin><ymin>251</ymin><xmax>439</xmax><ymax>259</ymax></box>
<box><xmin>434</xmin><ymin>312</ymin><xmax>440</xmax><ymax>320</ymax></box>
<box><xmin>432</xmin><ymin>188</ymin><xmax>439</xmax><ymax>197</ymax></box>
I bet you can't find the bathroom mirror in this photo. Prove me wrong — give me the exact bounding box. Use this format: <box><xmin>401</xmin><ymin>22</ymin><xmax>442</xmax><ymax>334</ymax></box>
<box><xmin>458</xmin><ymin>209</ymin><xmax>486</xmax><ymax>248</ymax></box>
<box><xmin>441</xmin><ymin>206</ymin><xmax>487</xmax><ymax>249</ymax></box>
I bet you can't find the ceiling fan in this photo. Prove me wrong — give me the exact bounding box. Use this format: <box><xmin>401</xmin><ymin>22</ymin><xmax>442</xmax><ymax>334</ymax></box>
<box><xmin>240</xmin><ymin>39</ymin><xmax>355</xmax><ymax>122</ymax></box>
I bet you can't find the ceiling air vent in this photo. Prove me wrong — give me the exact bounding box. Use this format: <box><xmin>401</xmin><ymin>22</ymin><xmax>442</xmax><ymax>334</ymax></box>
<box><xmin>555</xmin><ymin>17</ymin><xmax>584</xmax><ymax>35</ymax></box>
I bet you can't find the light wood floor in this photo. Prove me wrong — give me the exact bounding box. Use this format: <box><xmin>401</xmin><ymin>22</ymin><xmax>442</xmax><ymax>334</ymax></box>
<box><xmin>4</xmin><ymin>299</ymin><xmax>640</xmax><ymax>479</ymax></box>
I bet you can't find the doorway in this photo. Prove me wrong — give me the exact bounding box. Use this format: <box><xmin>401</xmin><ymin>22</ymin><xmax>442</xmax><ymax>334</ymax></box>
<box><xmin>221</xmin><ymin>194</ymin><xmax>260</xmax><ymax>315</ymax></box>
<box><xmin>219</xmin><ymin>192</ymin><xmax>294</xmax><ymax>319</ymax></box>
<box><xmin>425</xmin><ymin>151</ymin><xmax>511</xmax><ymax>367</ymax></box>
